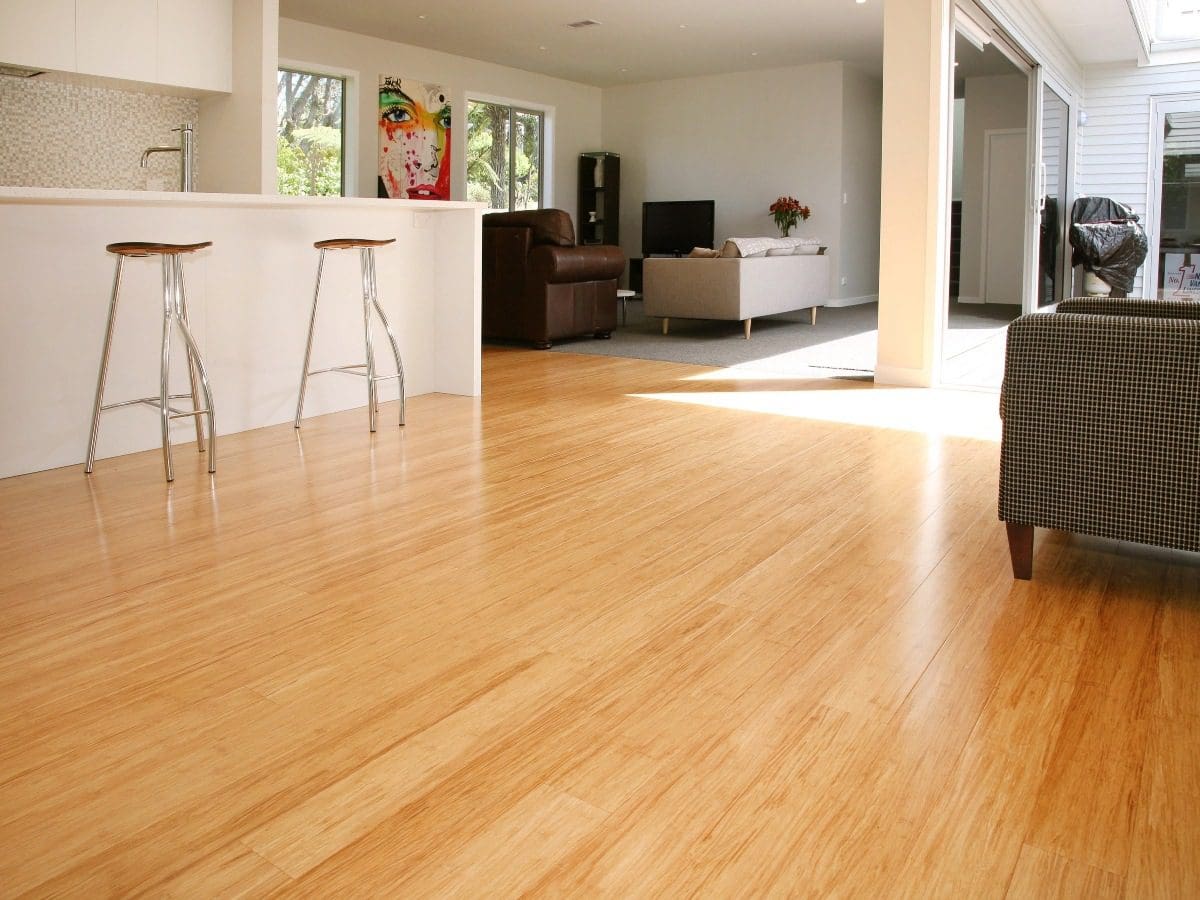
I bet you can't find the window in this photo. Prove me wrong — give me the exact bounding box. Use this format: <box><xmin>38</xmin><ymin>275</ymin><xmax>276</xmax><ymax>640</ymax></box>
<box><xmin>277</xmin><ymin>69</ymin><xmax>346</xmax><ymax>196</ymax></box>
<box><xmin>466</xmin><ymin>100</ymin><xmax>543</xmax><ymax>212</ymax></box>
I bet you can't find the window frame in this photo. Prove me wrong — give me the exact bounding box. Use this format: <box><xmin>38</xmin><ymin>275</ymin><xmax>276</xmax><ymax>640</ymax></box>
<box><xmin>465</xmin><ymin>95</ymin><xmax>548</xmax><ymax>212</ymax></box>
<box><xmin>276</xmin><ymin>59</ymin><xmax>358</xmax><ymax>197</ymax></box>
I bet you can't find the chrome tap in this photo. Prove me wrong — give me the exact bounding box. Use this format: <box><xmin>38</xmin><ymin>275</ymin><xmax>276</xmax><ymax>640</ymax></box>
<box><xmin>140</xmin><ymin>123</ymin><xmax>194</xmax><ymax>192</ymax></box>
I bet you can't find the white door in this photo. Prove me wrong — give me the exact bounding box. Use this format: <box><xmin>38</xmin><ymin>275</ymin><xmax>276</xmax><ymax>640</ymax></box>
<box><xmin>982</xmin><ymin>129</ymin><xmax>1027</xmax><ymax>305</ymax></box>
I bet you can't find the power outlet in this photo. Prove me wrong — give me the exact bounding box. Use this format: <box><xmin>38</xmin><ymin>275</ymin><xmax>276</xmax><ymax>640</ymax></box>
<box><xmin>840</xmin><ymin>277</ymin><xmax>848</xmax><ymax>286</ymax></box>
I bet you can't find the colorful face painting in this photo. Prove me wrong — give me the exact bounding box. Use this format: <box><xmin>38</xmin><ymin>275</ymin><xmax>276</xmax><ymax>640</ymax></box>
<box><xmin>379</xmin><ymin>76</ymin><xmax>452</xmax><ymax>201</ymax></box>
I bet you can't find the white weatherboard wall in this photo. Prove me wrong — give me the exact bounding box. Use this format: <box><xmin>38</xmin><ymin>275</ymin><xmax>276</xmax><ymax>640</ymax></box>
<box><xmin>601</xmin><ymin>62</ymin><xmax>882</xmax><ymax>306</ymax></box>
<box><xmin>1078</xmin><ymin>60</ymin><xmax>1200</xmax><ymax>296</ymax></box>
<box><xmin>959</xmin><ymin>73</ymin><xmax>1028</xmax><ymax>303</ymax></box>
<box><xmin>279</xmin><ymin>18</ymin><xmax>602</xmax><ymax>217</ymax></box>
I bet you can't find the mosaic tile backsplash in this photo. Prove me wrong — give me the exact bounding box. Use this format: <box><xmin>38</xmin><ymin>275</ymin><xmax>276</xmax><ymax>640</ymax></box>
<box><xmin>0</xmin><ymin>77</ymin><xmax>200</xmax><ymax>190</ymax></box>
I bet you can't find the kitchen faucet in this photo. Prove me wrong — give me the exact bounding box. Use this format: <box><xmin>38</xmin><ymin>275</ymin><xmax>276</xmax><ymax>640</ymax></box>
<box><xmin>140</xmin><ymin>123</ymin><xmax>194</xmax><ymax>192</ymax></box>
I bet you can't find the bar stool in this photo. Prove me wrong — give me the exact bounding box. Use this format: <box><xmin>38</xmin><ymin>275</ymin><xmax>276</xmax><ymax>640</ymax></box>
<box><xmin>84</xmin><ymin>241</ymin><xmax>216</xmax><ymax>482</ymax></box>
<box><xmin>294</xmin><ymin>238</ymin><xmax>405</xmax><ymax>432</ymax></box>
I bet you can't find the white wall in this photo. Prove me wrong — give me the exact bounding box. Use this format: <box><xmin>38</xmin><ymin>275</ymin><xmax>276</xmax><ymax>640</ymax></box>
<box><xmin>278</xmin><ymin>18</ymin><xmax>602</xmax><ymax>217</ymax></box>
<box><xmin>840</xmin><ymin>67</ymin><xmax>884</xmax><ymax>302</ymax></box>
<box><xmin>952</xmin><ymin>98</ymin><xmax>967</xmax><ymax>200</ymax></box>
<box><xmin>959</xmin><ymin>73</ymin><xmax>1028</xmax><ymax>302</ymax></box>
<box><xmin>601</xmin><ymin>62</ymin><xmax>881</xmax><ymax>304</ymax></box>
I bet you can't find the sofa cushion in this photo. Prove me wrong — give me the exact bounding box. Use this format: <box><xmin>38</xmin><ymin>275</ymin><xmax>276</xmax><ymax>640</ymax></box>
<box><xmin>688</xmin><ymin>246</ymin><xmax>721</xmax><ymax>258</ymax></box>
<box><xmin>721</xmin><ymin>236</ymin><xmax>823</xmax><ymax>258</ymax></box>
<box><xmin>483</xmin><ymin>209</ymin><xmax>576</xmax><ymax>247</ymax></box>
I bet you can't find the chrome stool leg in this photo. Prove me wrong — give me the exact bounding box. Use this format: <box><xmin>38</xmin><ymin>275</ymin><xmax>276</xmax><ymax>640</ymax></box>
<box><xmin>294</xmin><ymin>249</ymin><xmax>326</xmax><ymax>428</ymax></box>
<box><xmin>159</xmin><ymin>256</ymin><xmax>176</xmax><ymax>482</ymax></box>
<box><xmin>85</xmin><ymin>257</ymin><xmax>125</xmax><ymax>474</ymax></box>
<box><xmin>359</xmin><ymin>248</ymin><xmax>379</xmax><ymax>433</ymax></box>
<box><xmin>366</xmin><ymin>248</ymin><xmax>406</xmax><ymax>427</ymax></box>
<box><xmin>173</xmin><ymin>256</ymin><xmax>216</xmax><ymax>474</ymax></box>
<box><xmin>175</xmin><ymin>256</ymin><xmax>205</xmax><ymax>453</ymax></box>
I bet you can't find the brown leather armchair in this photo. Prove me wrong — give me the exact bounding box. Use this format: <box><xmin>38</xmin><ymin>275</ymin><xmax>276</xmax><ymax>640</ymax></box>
<box><xmin>483</xmin><ymin>209</ymin><xmax>626</xmax><ymax>349</ymax></box>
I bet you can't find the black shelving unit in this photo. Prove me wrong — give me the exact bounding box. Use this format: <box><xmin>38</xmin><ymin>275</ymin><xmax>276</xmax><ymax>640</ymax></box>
<box><xmin>578</xmin><ymin>152</ymin><xmax>620</xmax><ymax>247</ymax></box>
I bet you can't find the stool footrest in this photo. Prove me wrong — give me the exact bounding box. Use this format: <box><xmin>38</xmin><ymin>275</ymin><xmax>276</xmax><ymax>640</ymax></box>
<box><xmin>100</xmin><ymin>394</ymin><xmax>199</xmax><ymax>412</ymax></box>
<box><xmin>307</xmin><ymin>364</ymin><xmax>400</xmax><ymax>382</ymax></box>
<box><xmin>169</xmin><ymin>409</ymin><xmax>211</xmax><ymax>419</ymax></box>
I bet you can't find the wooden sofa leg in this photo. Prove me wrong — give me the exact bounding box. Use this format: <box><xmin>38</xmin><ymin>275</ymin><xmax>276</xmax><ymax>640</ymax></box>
<box><xmin>1006</xmin><ymin>523</ymin><xmax>1034</xmax><ymax>580</ymax></box>
<box><xmin>662</xmin><ymin>317</ymin><xmax>670</xmax><ymax>335</ymax></box>
<box><xmin>743</xmin><ymin>319</ymin><xmax>752</xmax><ymax>339</ymax></box>
<box><xmin>810</xmin><ymin>307</ymin><xmax>817</xmax><ymax>326</ymax></box>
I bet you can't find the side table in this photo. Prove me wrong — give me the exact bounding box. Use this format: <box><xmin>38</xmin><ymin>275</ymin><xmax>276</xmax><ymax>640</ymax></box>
<box><xmin>617</xmin><ymin>289</ymin><xmax>637</xmax><ymax>325</ymax></box>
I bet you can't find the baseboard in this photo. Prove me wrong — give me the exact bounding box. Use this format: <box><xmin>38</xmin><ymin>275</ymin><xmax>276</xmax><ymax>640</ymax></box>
<box><xmin>824</xmin><ymin>293</ymin><xmax>878</xmax><ymax>308</ymax></box>
<box><xmin>956</xmin><ymin>295</ymin><xmax>984</xmax><ymax>304</ymax></box>
<box><xmin>873</xmin><ymin>362</ymin><xmax>933</xmax><ymax>387</ymax></box>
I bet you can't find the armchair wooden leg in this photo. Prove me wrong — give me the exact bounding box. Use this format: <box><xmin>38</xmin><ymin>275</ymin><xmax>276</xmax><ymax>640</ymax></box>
<box><xmin>743</xmin><ymin>319</ymin><xmax>752</xmax><ymax>339</ymax></box>
<box><xmin>1006</xmin><ymin>523</ymin><xmax>1033</xmax><ymax>580</ymax></box>
<box><xmin>662</xmin><ymin>318</ymin><xmax>670</xmax><ymax>335</ymax></box>
<box><xmin>810</xmin><ymin>306</ymin><xmax>817</xmax><ymax>326</ymax></box>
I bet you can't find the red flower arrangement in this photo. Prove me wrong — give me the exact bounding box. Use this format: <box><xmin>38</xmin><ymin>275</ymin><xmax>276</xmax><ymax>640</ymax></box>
<box><xmin>769</xmin><ymin>196</ymin><xmax>812</xmax><ymax>237</ymax></box>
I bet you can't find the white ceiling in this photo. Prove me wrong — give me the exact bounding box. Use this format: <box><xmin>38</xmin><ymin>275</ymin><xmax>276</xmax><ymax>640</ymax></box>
<box><xmin>1029</xmin><ymin>0</ymin><xmax>1144</xmax><ymax>64</ymax></box>
<box><xmin>279</xmin><ymin>0</ymin><xmax>1146</xmax><ymax>87</ymax></box>
<box><xmin>278</xmin><ymin>0</ymin><xmax>886</xmax><ymax>87</ymax></box>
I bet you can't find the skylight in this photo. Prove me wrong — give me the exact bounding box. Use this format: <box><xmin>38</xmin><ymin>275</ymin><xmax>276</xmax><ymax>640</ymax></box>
<box><xmin>1155</xmin><ymin>0</ymin><xmax>1200</xmax><ymax>43</ymax></box>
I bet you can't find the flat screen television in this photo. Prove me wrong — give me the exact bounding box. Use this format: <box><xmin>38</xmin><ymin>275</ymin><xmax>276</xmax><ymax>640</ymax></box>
<box><xmin>642</xmin><ymin>200</ymin><xmax>715</xmax><ymax>257</ymax></box>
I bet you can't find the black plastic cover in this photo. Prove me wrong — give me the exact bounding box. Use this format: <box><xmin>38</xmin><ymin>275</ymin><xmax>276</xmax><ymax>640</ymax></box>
<box><xmin>1070</xmin><ymin>223</ymin><xmax>1149</xmax><ymax>293</ymax></box>
<box><xmin>1068</xmin><ymin>197</ymin><xmax>1148</xmax><ymax>293</ymax></box>
<box><xmin>1071</xmin><ymin>196</ymin><xmax>1140</xmax><ymax>226</ymax></box>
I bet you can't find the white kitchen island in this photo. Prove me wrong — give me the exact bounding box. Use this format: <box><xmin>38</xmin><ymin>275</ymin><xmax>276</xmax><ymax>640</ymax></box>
<box><xmin>0</xmin><ymin>188</ymin><xmax>484</xmax><ymax>478</ymax></box>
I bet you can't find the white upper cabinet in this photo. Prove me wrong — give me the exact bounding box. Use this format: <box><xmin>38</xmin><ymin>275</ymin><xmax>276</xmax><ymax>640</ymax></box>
<box><xmin>157</xmin><ymin>0</ymin><xmax>233</xmax><ymax>92</ymax></box>
<box><xmin>0</xmin><ymin>0</ymin><xmax>76</xmax><ymax>72</ymax></box>
<box><xmin>0</xmin><ymin>0</ymin><xmax>232</xmax><ymax>93</ymax></box>
<box><xmin>76</xmin><ymin>0</ymin><xmax>158</xmax><ymax>84</ymax></box>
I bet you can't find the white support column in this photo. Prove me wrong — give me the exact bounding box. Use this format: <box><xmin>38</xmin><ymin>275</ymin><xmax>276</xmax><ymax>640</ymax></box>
<box><xmin>875</xmin><ymin>0</ymin><xmax>954</xmax><ymax>387</ymax></box>
<box><xmin>197</xmin><ymin>0</ymin><xmax>279</xmax><ymax>195</ymax></box>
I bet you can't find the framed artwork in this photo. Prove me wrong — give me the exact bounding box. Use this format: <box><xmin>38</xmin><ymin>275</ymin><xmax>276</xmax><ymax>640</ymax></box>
<box><xmin>378</xmin><ymin>76</ymin><xmax>451</xmax><ymax>200</ymax></box>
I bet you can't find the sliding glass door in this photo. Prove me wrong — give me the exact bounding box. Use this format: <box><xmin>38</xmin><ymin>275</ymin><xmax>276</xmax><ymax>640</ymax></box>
<box><xmin>1148</xmin><ymin>96</ymin><xmax>1200</xmax><ymax>298</ymax></box>
<box><xmin>1037</xmin><ymin>81</ymin><xmax>1071</xmax><ymax>307</ymax></box>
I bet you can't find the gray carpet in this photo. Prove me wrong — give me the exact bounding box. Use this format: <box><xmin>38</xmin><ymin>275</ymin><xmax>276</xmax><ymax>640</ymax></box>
<box><xmin>539</xmin><ymin>299</ymin><xmax>1016</xmax><ymax>383</ymax></box>
<box><xmin>547</xmin><ymin>301</ymin><xmax>880</xmax><ymax>377</ymax></box>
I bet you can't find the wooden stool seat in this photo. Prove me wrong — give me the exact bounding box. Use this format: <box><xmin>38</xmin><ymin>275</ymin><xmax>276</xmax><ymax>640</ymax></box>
<box><xmin>313</xmin><ymin>238</ymin><xmax>397</xmax><ymax>250</ymax></box>
<box><xmin>106</xmin><ymin>241</ymin><xmax>213</xmax><ymax>257</ymax></box>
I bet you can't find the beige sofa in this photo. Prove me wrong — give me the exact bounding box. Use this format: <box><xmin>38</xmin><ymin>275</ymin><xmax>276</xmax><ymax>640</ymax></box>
<box><xmin>643</xmin><ymin>249</ymin><xmax>830</xmax><ymax>338</ymax></box>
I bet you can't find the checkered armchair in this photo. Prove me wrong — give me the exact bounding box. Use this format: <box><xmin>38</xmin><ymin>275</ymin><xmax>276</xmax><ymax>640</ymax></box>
<box><xmin>999</xmin><ymin>297</ymin><xmax>1200</xmax><ymax>578</ymax></box>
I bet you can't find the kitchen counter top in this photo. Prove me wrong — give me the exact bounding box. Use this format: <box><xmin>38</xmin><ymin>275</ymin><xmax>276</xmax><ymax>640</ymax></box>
<box><xmin>0</xmin><ymin>186</ymin><xmax>487</xmax><ymax>211</ymax></box>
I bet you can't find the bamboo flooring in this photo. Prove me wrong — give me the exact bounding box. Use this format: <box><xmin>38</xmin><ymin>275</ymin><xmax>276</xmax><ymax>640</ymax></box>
<box><xmin>0</xmin><ymin>346</ymin><xmax>1197</xmax><ymax>897</ymax></box>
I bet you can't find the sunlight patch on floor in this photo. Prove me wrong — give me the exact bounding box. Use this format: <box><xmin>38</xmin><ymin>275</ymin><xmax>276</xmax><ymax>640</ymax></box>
<box><xmin>632</xmin><ymin>383</ymin><xmax>1002</xmax><ymax>442</ymax></box>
